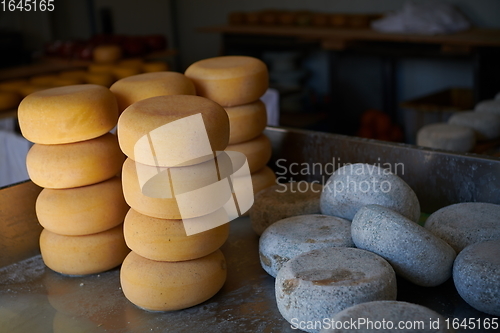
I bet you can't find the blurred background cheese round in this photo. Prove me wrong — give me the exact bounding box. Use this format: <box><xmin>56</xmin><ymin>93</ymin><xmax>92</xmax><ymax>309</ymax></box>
<box><xmin>0</xmin><ymin>90</ymin><xmax>21</xmax><ymax>111</ymax></box>
<box><xmin>226</xmin><ymin>134</ymin><xmax>272</xmax><ymax>174</ymax></box>
<box><xmin>474</xmin><ymin>99</ymin><xmax>500</xmax><ymax>116</ymax></box>
<box><xmin>29</xmin><ymin>74</ymin><xmax>57</xmax><ymax>86</ymax></box>
<box><xmin>36</xmin><ymin>177</ymin><xmax>129</xmax><ymax>236</ymax></box>
<box><xmin>18</xmin><ymin>84</ymin><xmax>119</xmax><ymax>144</ymax></box>
<box><xmin>26</xmin><ymin>133</ymin><xmax>125</xmax><ymax>189</ymax></box>
<box><xmin>93</xmin><ymin>44</ymin><xmax>122</xmax><ymax>64</ymax></box>
<box><xmin>276</xmin><ymin>247</ymin><xmax>397</xmax><ymax>330</ymax></box>
<box><xmin>142</xmin><ymin>61</ymin><xmax>170</xmax><ymax>73</ymax></box>
<box><xmin>251</xmin><ymin>166</ymin><xmax>276</xmax><ymax>194</ymax></box>
<box><xmin>250</xmin><ymin>182</ymin><xmax>322</xmax><ymax>235</ymax></box>
<box><xmin>259</xmin><ymin>214</ymin><xmax>353</xmax><ymax>277</ymax></box>
<box><xmin>51</xmin><ymin>77</ymin><xmax>84</xmax><ymax>87</ymax></box>
<box><xmin>19</xmin><ymin>84</ymin><xmax>52</xmax><ymax>97</ymax></box>
<box><xmin>120</xmin><ymin>249</ymin><xmax>227</xmax><ymax>311</ymax></box>
<box><xmin>118</xmin><ymin>95</ymin><xmax>229</xmax><ymax>167</ymax></box>
<box><xmin>58</xmin><ymin>70</ymin><xmax>87</xmax><ymax>81</ymax></box>
<box><xmin>39</xmin><ymin>224</ymin><xmax>130</xmax><ymax>276</ymax></box>
<box><xmin>88</xmin><ymin>63</ymin><xmax>114</xmax><ymax>75</ymax></box>
<box><xmin>448</xmin><ymin>111</ymin><xmax>500</xmax><ymax>140</ymax></box>
<box><xmin>226</xmin><ymin>100</ymin><xmax>267</xmax><ymax>144</ymax></box>
<box><xmin>112</xmin><ymin>65</ymin><xmax>142</xmax><ymax>80</ymax></box>
<box><xmin>123</xmin><ymin>208</ymin><xmax>229</xmax><ymax>261</ymax></box>
<box><xmin>416</xmin><ymin>123</ymin><xmax>475</xmax><ymax>152</ymax></box>
<box><xmin>110</xmin><ymin>72</ymin><xmax>196</xmax><ymax>112</ymax></box>
<box><xmin>185</xmin><ymin>55</ymin><xmax>269</xmax><ymax>107</ymax></box>
<box><xmin>0</xmin><ymin>79</ymin><xmax>27</xmax><ymax>93</ymax></box>
<box><xmin>84</xmin><ymin>72</ymin><xmax>115</xmax><ymax>87</ymax></box>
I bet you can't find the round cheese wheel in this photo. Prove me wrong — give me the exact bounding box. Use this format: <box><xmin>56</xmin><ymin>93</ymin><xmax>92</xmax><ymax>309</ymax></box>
<box><xmin>58</xmin><ymin>70</ymin><xmax>87</xmax><ymax>81</ymax></box>
<box><xmin>185</xmin><ymin>55</ymin><xmax>269</xmax><ymax>107</ymax></box>
<box><xmin>123</xmin><ymin>208</ymin><xmax>229</xmax><ymax>261</ymax></box>
<box><xmin>110</xmin><ymin>72</ymin><xmax>196</xmax><ymax>112</ymax></box>
<box><xmin>252</xmin><ymin>166</ymin><xmax>276</xmax><ymax>194</ymax></box>
<box><xmin>26</xmin><ymin>133</ymin><xmax>125</xmax><ymax>189</ymax></box>
<box><xmin>18</xmin><ymin>84</ymin><xmax>119</xmax><ymax>144</ymax></box>
<box><xmin>39</xmin><ymin>224</ymin><xmax>130</xmax><ymax>276</ymax></box>
<box><xmin>226</xmin><ymin>100</ymin><xmax>267</xmax><ymax>145</ymax></box>
<box><xmin>226</xmin><ymin>134</ymin><xmax>272</xmax><ymax>174</ymax></box>
<box><xmin>19</xmin><ymin>84</ymin><xmax>52</xmax><ymax>97</ymax></box>
<box><xmin>276</xmin><ymin>247</ymin><xmax>397</xmax><ymax>328</ymax></box>
<box><xmin>36</xmin><ymin>177</ymin><xmax>129</xmax><ymax>236</ymax></box>
<box><xmin>0</xmin><ymin>91</ymin><xmax>21</xmax><ymax>111</ymax></box>
<box><xmin>112</xmin><ymin>65</ymin><xmax>142</xmax><ymax>80</ymax></box>
<box><xmin>51</xmin><ymin>77</ymin><xmax>84</xmax><ymax>87</ymax></box>
<box><xmin>250</xmin><ymin>182</ymin><xmax>323</xmax><ymax>235</ymax></box>
<box><xmin>88</xmin><ymin>63</ymin><xmax>114</xmax><ymax>75</ymax></box>
<box><xmin>118</xmin><ymin>95</ymin><xmax>229</xmax><ymax>167</ymax></box>
<box><xmin>475</xmin><ymin>99</ymin><xmax>500</xmax><ymax>116</ymax></box>
<box><xmin>416</xmin><ymin>123</ymin><xmax>475</xmax><ymax>152</ymax></box>
<box><xmin>0</xmin><ymin>79</ymin><xmax>27</xmax><ymax>93</ymax></box>
<box><xmin>448</xmin><ymin>111</ymin><xmax>500</xmax><ymax>141</ymax></box>
<box><xmin>119</xmin><ymin>58</ymin><xmax>144</xmax><ymax>67</ymax></box>
<box><xmin>30</xmin><ymin>74</ymin><xmax>57</xmax><ymax>86</ymax></box>
<box><xmin>142</xmin><ymin>61</ymin><xmax>169</xmax><ymax>73</ymax></box>
<box><xmin>84</xmin><ymin>72</ymin><xmax>115</xmax><ymax>87</ymax></box>
<box><xmin>120</xmin><ymin>249</ymin><xmax>227</xmax><ymax>311</ymax></box>
<box><xmin>93</xmin><ymin>45</ymin><xmax>122</xmax><ymax>64</ymax></box>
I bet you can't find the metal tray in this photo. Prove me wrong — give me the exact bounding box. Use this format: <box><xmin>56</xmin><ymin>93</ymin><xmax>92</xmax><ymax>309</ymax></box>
<box><xmin>1</xmin><ymin>127</ymin><xmax>499</xmax><ymax>332</ymax></box>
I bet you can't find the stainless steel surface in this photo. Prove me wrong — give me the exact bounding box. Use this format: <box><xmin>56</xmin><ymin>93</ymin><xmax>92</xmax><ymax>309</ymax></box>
<box><xmin>1</xmin><ymin>127</ymin><xmax>499</xmax><ymax>332</ymax></box>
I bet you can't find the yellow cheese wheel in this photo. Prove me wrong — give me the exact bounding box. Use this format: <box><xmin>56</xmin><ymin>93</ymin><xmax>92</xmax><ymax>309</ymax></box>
<box><xmin>226</xmin><ymin>134</ymin><xmax>272</xmax><ymax>173</ymax></box>
<box><xmin>19</xmin><ymin>84</ymin><xmax>52</xmax><ymax>97</ymax></box>
<box><xmin>119</xmin><ymin>58</ymin><xmax>144</xmax><ymax>67</ymax></box>
<box><xmin>18</xmin><ymin>84</ymin><xmax>119</xmax><ymax>144</ymax></box>
<box><xmin>30</xmin><ymin>74</ymin><xmax>57</xmax><ymax>86</ymax></box>
<box><xmin>93</xmin><ymin>45</ymin><xmax>122</xmax><ymax>64</ymax></box>
<box><xmin>26</xmin><ymin>133</ymin><xmax>125</xmax><ymax>189</ymax></box>
<box><xmin>84</xmin><ymin>72</ymin><xmax>115</xmax><ymax>87</ymax></box>
<box><xmin>123</xmin><ymin>208</ymin><xmax>229</xmax><ymax>261</ymax></box>
<box><xmin>120</xmin><ymin>249</ymin><xmax>226</xmax><ymax>311</ymax></box>
<box><xmin>110</xmin><ymin>72</ymin><xmax>196</xmax><ymax>112</ymax></box>
<box><xmin>0</xmin><ymin>79</ymin><xmax>27</xmax><ymax>93</ymax></box>
<box><xmin>142</xmin><ymin>61</ymin><xmax>169</xmax><ymax>73</ymax></box>
<box><xmin>40</xmin><ymin>224</ymin><xmax>130</xmax><ymax>276</ymax></box>
<box><xmin>36</xmin><ymin>177</ymin><xmax>129</xmax><ymax>235</ymax></box>
<box><xmin>88</xmin><ymin>63</ymin><xmax>114</xmax><ymax>74</ymax></box>
<box><xmin>58</xmin><ymin>70</ymin><xmax>87</xmax><ymax>81</ymax></box>
<box><xmin>226</xmin><ymin>100</ymin><xmax>267</xmax><ymax>144</ymax></box>
<box><xmin>118</xmin><ymin>95</ymin><xmax>229</xmax><ymax>167</ymax></box>
<box><xmin>185</xmin><ymin>56</ymin><xmax>269</xmax><ymax>107</ymax></box>
<box><xmin>112</xmin><ymin>65</ymin><xmax>142</xmax><ymax>80</ymax></box>
<box><xmin>0</xmin><ymin>91</ymin><xmax>21</xmax><ymax>111</ymax></box>
<box><xmin>51</xmin><ymin>77</ymin><xmax>84</xmax><ymax>87</ymax></box>
<box><xmin>252</xmin><ymin>166</ymin><xmax>276</xmax><ymax>194</ymax></box>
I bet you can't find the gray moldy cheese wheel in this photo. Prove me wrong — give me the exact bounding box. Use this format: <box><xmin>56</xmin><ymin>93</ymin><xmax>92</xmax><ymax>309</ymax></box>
<box><xmin>453</xmin><ymin>240</ymin><xmax>500</xmax><ymax>316</ymax></box>
<box><xmin>251</xmin><ymin>166</ymin><xmax>276</xmax><ymax>194</ymax></box>
<box><xmin>475</xmin><ymin>99</ymin><xmax>500</xmax><ymax>116</ymax></box>
<box><xmin>184</xmin><ymin>55</ymin><xmax>269</xmax><ymax>107</ymax></box>
<box><xmin>352</xmin><ymin>204</ymin><xmax>456</xmax><ymax>287</ymax></box>
<box><xmin>39</xmin><ymin>224</ymin><xmax>130</xmax><ymax>276</ymax></box>
<box><xmin>448</xmin><ymin>111</ymin><xmax>500</xmax><ymax>141</ymax></box>
<box><xmin>226</xmin><ymin>134</ymin><xmax>272</xmax><ymax>174</ymax></box>
<box><xmin>118</xmin><ymin>95</ymin><xmax>229</xmax><ymax>167</ymax></box>
<box><xmin>110</xmin><ymin>72</ymin><xmax>196</xmax><ymax>112</ymax></box>
<box><xmin>36</xmin><ymin>177</ymin><xmax>129</xmax><ymax>236</ymax></box>
<box><xmin>26</xmin><ymin>133</ymin><xmax>125</xmax><ymax>189</ymax></box>
<box><xmin>18</xmin><ymin>84</ymin><xmax>118</xmax><ymax>144</ymax></box>
<box><xmin>276</xmin><ymin>247</ymin><xmax>397</xmax><ymax>333</ymax></box>
<box><xmin>424</xmin><ymin>202</ymin><xmax>500</xmax><ymax>253</ymax></box>
<box><xmin>320</xmin><ymin>163</ymin><xmax>420</xmax><ymax>222</ymax></box>
<box><xmin>320</xmin><ymin>301</ymin><xmax>450</xmax><ymax>333</ymax></box>
<box><xmin>259</xmin><ymin>214</ymin><xmax>353</xmax><ymax>277</ymax></box>
<box><xmin>120</xmin><ymin>249</ymin><xmax>227</xmax><ymax>311</ymax></box>
<box><xmin>416</xmin><ymin>123</ymin><xmax>475</xmax><ymax>153</ymax></box>
<box><xmin>123</xmin><ymin>208</ymin><xmax>230</xmax><ymax>261</ymax></box>
<box><xmin>225</xmin><ymin>100</ymin><xmax>267</xmax><ymax>145</ymax></box>
<box><xmin>250</xmin><ymin>182</ymin><xmax>323</xmax><ymax>236</ymax></box>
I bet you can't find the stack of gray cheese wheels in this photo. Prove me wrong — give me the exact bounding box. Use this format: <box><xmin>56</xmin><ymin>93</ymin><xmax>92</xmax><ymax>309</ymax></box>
<box><xmin>185</xmin><ymin>56</ymin><xmax>277</xmax><ymax>196</ymax></box>
<box><xmin>18</xmin><ymin>84</ymin><xmax>130</xmax><ymax>276</ymax></box>
<box><xmin>417</xmin><ymin>97</ymin><xmax>500</xmax><ymax>152</ymax></box>
<box><xmin>116</xmin><ymin>89</ymin><xmax>230</xmax><ymax>312</ymax></box>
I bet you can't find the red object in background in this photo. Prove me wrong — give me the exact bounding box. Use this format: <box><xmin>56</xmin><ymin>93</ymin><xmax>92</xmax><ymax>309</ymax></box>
<box><xmin>143</xmin><ymin>35</ymin><xmax>167</xmax><ymax>52</ymax></box>
<box><xmin>44</xmin><ymin>40</ymin><xmax>64</xmax><ymax>56</ymax></box>
<box><xmin>122</xmin><ymin>36</ymin><xmax>146</xmax><ymax>57</ymax></box>
<box><xmin>358</xmin><ymin>109</ymin><xmax>404</xmax><ymax>142</ymax></box>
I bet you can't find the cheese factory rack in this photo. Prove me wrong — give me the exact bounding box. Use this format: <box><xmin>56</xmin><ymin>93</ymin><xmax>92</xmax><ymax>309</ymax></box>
<box><xmin>1</xmin><ymin>127</ymin><xmax>499</xmax><ymax>332</ymax></box>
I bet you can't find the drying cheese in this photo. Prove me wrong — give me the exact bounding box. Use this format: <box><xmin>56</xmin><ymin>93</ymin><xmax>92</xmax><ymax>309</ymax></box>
<box><xmin>84</xmin><ymin>72</ymin><xmax>115</xmax><ymax>87</ymax></box>
<box><xmin>142</xmin><ymin>61</ymin><xmax>169</xmax><ymax>73</ymax></box>
<box><xmin>251</xmin><ymin>166</ymin><xmax>276</xmax><ymax>194</ymax></box>
<box><xmin>448</xmin><ymin>111</ymin><xmax>500</xmax><ymax>141</ymax></box>
<box><xmin>36</xmin><ymin>177</ymin><xmax>129</xmax><ymax>236</ymax></box>
<box><xmin>185</xmin><ymin>55</ymin><xmax>269</xmax><ymax>107</ymax></box>
<box><xmin>226</xmin><ymin>100</ymin><xmax>267</xmax><ymax>144</ymax></box>
<box><xmin>226</xmin><ymin>134</ymin><xmax>272</xmax><ymax>174</ymax></box>
<box><xmin>118</xmin><ymin>95</ymin><xmax>229</xmax><ymax>167</ymax></box>
<box><xmin>110</xmin><ymin>72</ymin><xmax>196</xmax><ymax>112</ymax></box>
<box><xmin>39</xmin><ymin>224</ymin><xmax>130</xmax><ymax>276</ymax></box>
<box><xmin>26</xmin><ymin>133</ymin><xmax>125</xmax><ymax>189</ymax></box>
<box><xmin>123</xmin><ymin>208</ymin><xmax>229</xmax><ymax>261</ymax></box>
<box><xmin>120</xmin><ymin>249</ymin><xmax>226</xmax><ymax>311</ymax></box>
<box><xmin>112</xmin><ymin>65</ymin><xmax>142</xmax><ymax>80</ymax></box>
<box><xmin>93</xmin><ymin>45</ymin><xmax>122</xmax><ymax>64</ymax></box>
<box><xmin>416</xmin><ymin>123</ymin><xmax>475</xmax><ymax>152</ymax></box>
<box><xmin>18</xmin><ymin>84</ymin><xmax>119</xmax><ymax>144</ymax></box>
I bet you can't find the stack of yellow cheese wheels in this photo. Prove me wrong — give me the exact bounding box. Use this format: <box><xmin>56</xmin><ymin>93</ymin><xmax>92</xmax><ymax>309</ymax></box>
<box><xmin>17</xmin><ymin>84</ymin><xmax>130</xmax><ymax>276</ymax></box>
<box><xmin>117</xmin><ymin>94</ymin><xmax>231</xmax><ymax>311</ymax></box>
<box><xmin>185</xmin><ymin>56</ymin><xmax>276</xmax><ymax>195</ymax></box>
